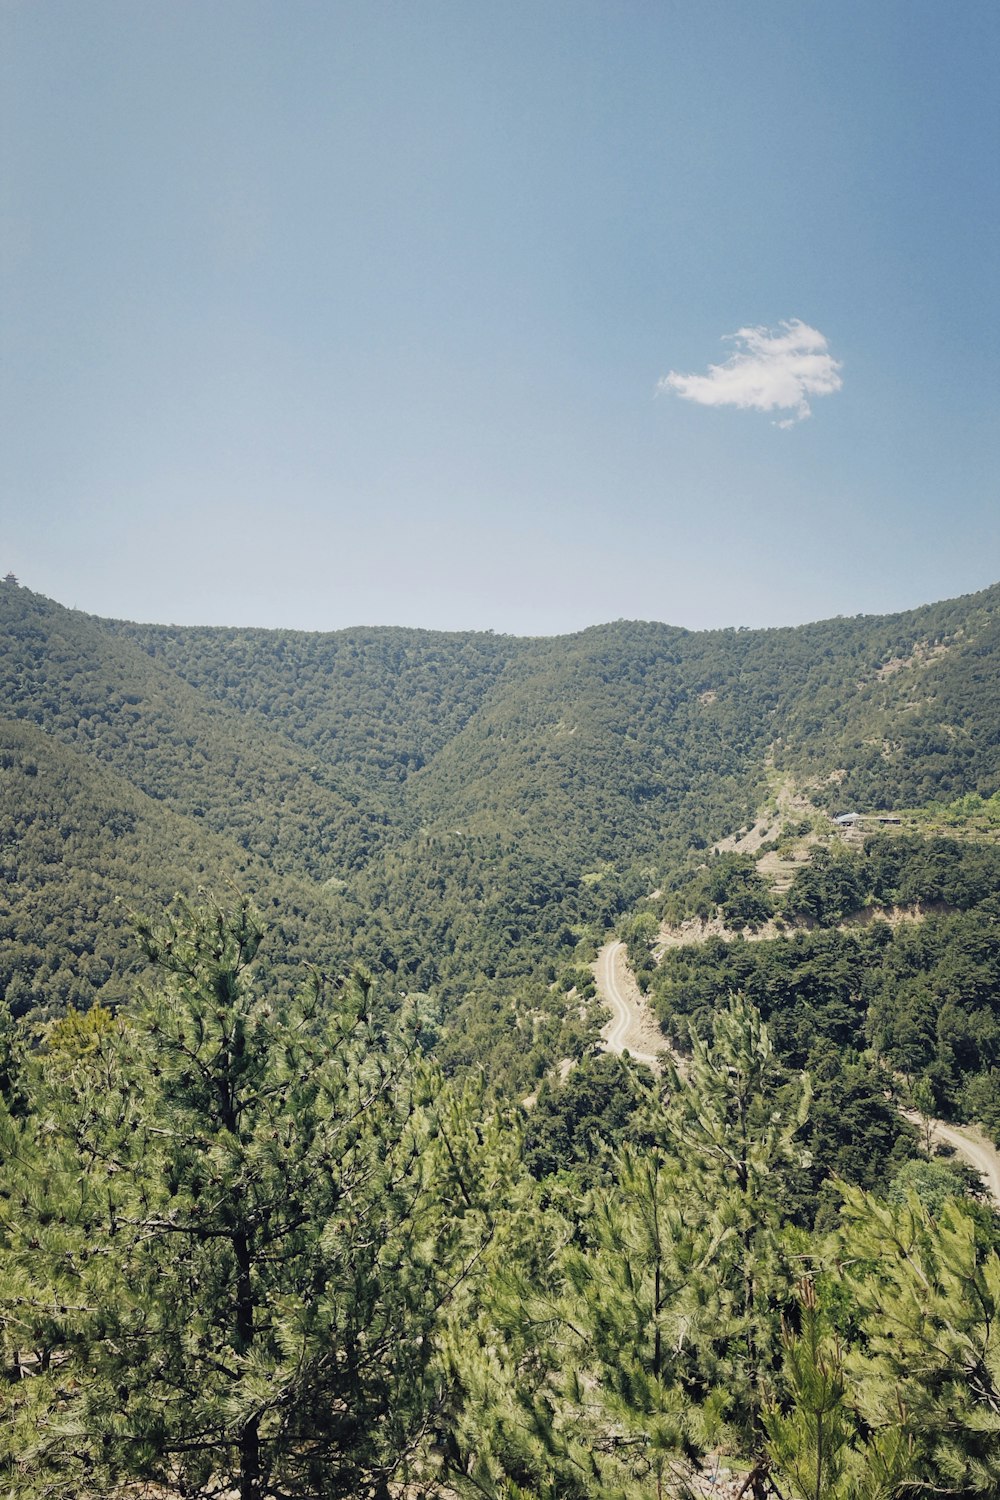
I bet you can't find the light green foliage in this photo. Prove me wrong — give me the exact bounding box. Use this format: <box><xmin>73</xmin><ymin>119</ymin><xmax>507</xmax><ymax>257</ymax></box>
<box><xmin>887</xmin><ymin>1156</ymin><xmax>968</xmax><ymax>1213</ymax></box>
<box><xmin>0</xmin><ymin>896</ymin><xmax>498</xmax><ymax>1500</ymax></box>
<box><xmin>839</xmin><ymin>1184</ymin><xmax>1000</xmax><ymax>1494</ymax></box>
<box><xmin>451</xmin><ymin>997</ymin><xmax>814</xmax><ymax>1500</ymax></box>
<box><xmin>762</xmin><ymin>1277</ymin><xmax>915</xmax><ymax>1500</ymax></box>
<box><xmin>558</xmin><ymin>1142</ymin><xmax>725</xmax><ymax>1494</ymax></box>
<box><xmin>4</xmin><ymin>892</ymin><xmax>1000</xmax><ymax>1497</ymax></box>
<box><xmin>912</xmin><ymin>789</ymin><xmax>1000</xmax><ymax>838</ymax></box>
<box><xmin>764</xmin><ymin>1280</ymin><xmax>855</xmax><ymax>1500</ymax></box>
<box><xmin>651</xmin><ymin>998</ymin><xmax>811</xmax><ymax>1496</ymax></box>
<box><xmin>434</xmin><ymin>1107</ymin><xmax>604</xmax><ymax>1500</ymax></box>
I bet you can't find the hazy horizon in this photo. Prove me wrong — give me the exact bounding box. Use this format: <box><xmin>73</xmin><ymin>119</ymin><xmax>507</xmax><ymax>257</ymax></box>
<box><xmin>11</xmin><ymin>573</ymin><xmax>998</xmax><ymax>646</ymax></box>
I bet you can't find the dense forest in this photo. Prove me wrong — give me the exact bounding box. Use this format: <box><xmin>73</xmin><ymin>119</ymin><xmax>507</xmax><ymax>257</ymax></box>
<box><xmin>624</xmin><ymin>831</ymin><xmax>1000</xmax><ymax>1147</ymax></box>
<box><xmin>6</xmin><ymin>578</ymin><xmax>1000</xmax><ymax>1032</ymax></box>
<box><xmin>3</xmin><ymin>575</ymin><xmax>1000</xmax><ymax>1495</ymax></box>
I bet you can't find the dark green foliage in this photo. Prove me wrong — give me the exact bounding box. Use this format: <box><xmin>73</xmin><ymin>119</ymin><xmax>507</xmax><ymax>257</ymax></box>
<box><xmin>800</xmin><ymin>1045</ymin><xmax>918</xmax><ymax>1225</ymax></box>
<box><xmin>768</xmin><ymin>585</ymin><xmax>1000</xmax><ymax>807</ymax></box>
<box><xmin>660</xmin><ymin>829</ymin><xmax>1000</xmax><ymax>937</ymax></box>
<box><xmin>650</xmin><ymin>930</ymin><xmax>924</xmax><ymax>1200</ymax></box>
<box><xmin>0</xmin><ymin>719</ymin><xmax>357</xmax><ymax>1022</ymax></box>
<box><xmin>784</xmin><ymin>845</ymin><xmax>866</xmax><ymax>924</ymax></box>
<box><xmin>106</xmin><ymin>618</ymin><xmax>518</xmax><ymax>795</ymax></box>
<box><xmin>522</xmin><ymin>1052</ymin><xmax>647</xmax><ymax>1187</ymax></box>
<box><xmin>0</xmin><ymin>589</ymin><xmax>383</xmax><ymax>883</ymax></box>
<box><xmin>665</xmin><ymin>851</ymin><xmax>777</xmax><ymax>929</ymax></box>
<box><xmin>651</xmin><ymin>828</ymin><xmax>1000</xmax><ymax>1143</ymax></box>
<box><xmin>846</xmin><ymin>830</ymin><xmax>1000</xmax><ymax>912</ymax></box>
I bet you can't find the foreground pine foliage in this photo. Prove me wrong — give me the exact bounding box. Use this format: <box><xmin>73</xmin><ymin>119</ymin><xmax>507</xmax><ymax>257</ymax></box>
<box><xmin>0</xmin><ymin>897</ymin><xmax>501</xmax><ymax>1499</ymax></box>
<box><xmin>2</xmin><ymin>898</ymin><xmax>1000</xmax><ymax>1498</ymax></box>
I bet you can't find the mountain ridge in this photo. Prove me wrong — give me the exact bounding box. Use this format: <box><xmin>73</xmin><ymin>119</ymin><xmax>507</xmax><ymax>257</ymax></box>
<box><xmin>3</xmin><ymin>577</ymin><xmax>1000</xmax><ymax>1058</ymax></box>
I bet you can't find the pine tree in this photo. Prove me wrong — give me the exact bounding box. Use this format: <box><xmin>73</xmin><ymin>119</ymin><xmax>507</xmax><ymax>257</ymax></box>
<box><xmin>558</xmin><ymin>1141</ymin><xmax>723</xmax><ymax>1498</ymax></box>
<box><xmin>764</xmin><ymin>1278</ymin><xmax>856</xmax><ymax>1500</ymax></box>
<box><xmin>553</xmin><ymin>995</ymin><xmax>813</xmax><ymax>1495</ymax></box>
<box><xmin>434</xmin><ymin>1087</ymin><xmax>645</xmax><ymax>1500</ymax></box>
<box><xmin>838</xmin><ymin>1183</ymin><xmax>1000</xmax><ymax>1495</ymax></box>
<box><xmin>0</xmin><ymin>895</ymin><xmax>496</xmax><ymax>1499</ymax></box>
<box><xmin>651</xmin><ymin>994</ymin><xmax>812</xmax><ymax>1497</ymax></box>
<box><xmin>452</xmin><ymin>996</ymin><xmax>813</xmax><ymax>1499</ymax></box>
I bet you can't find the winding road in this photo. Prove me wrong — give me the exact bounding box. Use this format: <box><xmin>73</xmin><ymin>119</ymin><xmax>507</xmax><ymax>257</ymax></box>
<box><xmin>596</xmin><ymin>940</ymin><xmax>670</xmax><ymax>1070</ymax></box>
<box><xmin>596</xmin><ymin>939</ymin><xmax>1000</xmax><ymax>1208</ymax></box>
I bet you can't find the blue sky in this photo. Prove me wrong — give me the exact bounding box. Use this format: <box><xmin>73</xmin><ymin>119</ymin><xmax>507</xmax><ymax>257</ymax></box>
<box><xmin>2</xmin><ymin>1</ymin><xmax>998</xmax><ymax>634</ymax></box>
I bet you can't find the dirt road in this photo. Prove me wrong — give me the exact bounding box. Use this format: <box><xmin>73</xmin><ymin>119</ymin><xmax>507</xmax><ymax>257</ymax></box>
<box><xmin>597</xmin><ymin>941</ymin><xmax>1000</xmax><ymax>1209</ymax></box>
<box><xmin>596</xmin><ymin>940</ymin><xmax>669</xmax><ymax>1070</ymax></box>
<box><xmin>901</xmin><ymin>1111</ymin><xmax>1000</xmax><ymax>1207</ymax></box>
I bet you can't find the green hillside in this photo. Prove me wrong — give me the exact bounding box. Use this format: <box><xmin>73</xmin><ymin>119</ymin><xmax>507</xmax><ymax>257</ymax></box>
<box><xmin>0</xmin><ymin>716</ymin><xmax>361</xmax><ymax>1023</ymax></box>
<box><xmin>5</xmin><ymin>576</ymin><xmax>1000</xmax><ymax>1497</ymax></box>
<box><xmin>105</xmin><ymin>617</ymin><xmax>519</xmax><ymax>798</ymax></box>
<box><xmin>1</xmin><ymin>587</ymin><xmax>386</xmax><ymax>882</ymax></box>
<box><xmin>4</xmin><ymin>576</ymin><xmax>1000</xmax><ymax>1052</ymax></box>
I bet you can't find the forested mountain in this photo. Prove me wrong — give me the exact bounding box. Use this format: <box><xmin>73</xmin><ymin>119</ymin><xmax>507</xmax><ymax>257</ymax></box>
<box><xmin>4</xmin><ymin>576</ymin><xmax>1000</xmax><ymax>1035</ymax></box>
<box><xmin>0</xmin><ymin>715</ymin><xmax>364</xmax><ymax>1022</ymax></box>
<box><xmin>5</xmin><ymin>575</ymin><xmax>1000</xmax><ymax>1497</ymax></box>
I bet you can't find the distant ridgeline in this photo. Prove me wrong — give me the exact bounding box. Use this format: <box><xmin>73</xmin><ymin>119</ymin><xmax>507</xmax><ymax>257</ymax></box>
<box><xmin>2</xmin><ymin>576</ymin><xmax>1000</xmax><ymax>1097</ymax></box>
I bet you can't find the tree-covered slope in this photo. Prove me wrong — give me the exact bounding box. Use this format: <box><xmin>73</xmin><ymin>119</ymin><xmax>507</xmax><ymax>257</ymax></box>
<box><xmin>5</xmin><ymin>896</ymin><xmax>999</xmax><ymax>1500</ymax></box>
<box><xmin>0</xmin><ymin>715</ymin><xmax>360</xmax><ymax>1022</ymax></box>
<box><xmin>769</xmin><ymin>582</ymin><xmax>1000</xmax><ymax>807</ymax></box>
<box><xmin>107</xmin><ymin>617</ymin><xmax>519</xmax><ymax>801</ymax></box>
<box><xmin>4</xmin><ymin>575</ymin><xmax>1000</xmax><ymax>1032</ymax></box>
<box><xmin>403</xmin><ymin>621</ymin><xmax>774</xmax><ymax>862</ymax></box>
<box><xmin>108</xmin><ymin>581</ymin><xmax>1000</xmax><ymax>874</ymax></box>
<box><xmin>0</xmin><ymin>587</ymin><xmax>386</xmax><ymax>881</ymax></box>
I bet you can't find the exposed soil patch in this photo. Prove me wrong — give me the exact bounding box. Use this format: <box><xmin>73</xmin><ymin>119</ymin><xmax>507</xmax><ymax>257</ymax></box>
<box><xmin>873</xmin><ymin>639</ymin><xmax>951</xmax><ymax>681</ymax></box>
<box><xmin>713</xmin><ymin>777</ymin><xmax>817</xmax><ymax>858</ymax></box>
<box><xmin>655</xmin><ymin>902</ymin><xmax>941</xmax><ymax>955</ymax></box>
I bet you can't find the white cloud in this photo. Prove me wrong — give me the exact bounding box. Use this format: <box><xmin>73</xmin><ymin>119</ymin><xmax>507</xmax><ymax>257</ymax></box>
<box><xmin>659</xmin><ymin>319</ymin><xmax>842</xmax><ymax>425</ymax></box>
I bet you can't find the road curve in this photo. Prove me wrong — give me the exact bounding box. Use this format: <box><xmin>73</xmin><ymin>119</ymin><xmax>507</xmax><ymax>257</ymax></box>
<box><xmin>599</xmin><ymin>941</ymin><xmax>1000</xmax><ymax>1210</ymax></box>
<box><xmin>902</xmin><ymin>1111</ymin><xmax>1000</xmax><ymax>1207</ymax></box>
<box><xmin>596</xmin><ymin>940</ymin><xmax>668</xmax><ymax>1069</ymax></box>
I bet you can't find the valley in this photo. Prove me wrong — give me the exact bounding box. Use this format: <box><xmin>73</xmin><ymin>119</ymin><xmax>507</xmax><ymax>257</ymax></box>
<box><xmin>4</xmin><ymin>574</ymin><xmax>1000</xmax><ymax>1497</ymax></box>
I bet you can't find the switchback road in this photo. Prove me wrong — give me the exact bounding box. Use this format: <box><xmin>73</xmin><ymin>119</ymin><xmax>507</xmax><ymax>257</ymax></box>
<box><xmin>597</xmin><ymin>940</ymin><xmax>1000</xmax><ymax>1208</ymax></box>
<box><xmin>596</xmin><ymin>940</ymin><xmax>669</xmax><ymax>1070</ymax></box>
